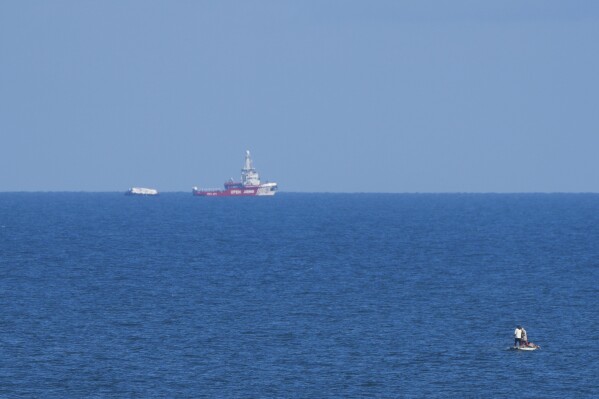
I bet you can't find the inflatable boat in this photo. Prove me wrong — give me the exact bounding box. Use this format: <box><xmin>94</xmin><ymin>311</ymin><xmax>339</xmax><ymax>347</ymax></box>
<box><xmin>512</xmin><ymin>343</ymin><xmax>540</xmax><ymax>351</ymax></box>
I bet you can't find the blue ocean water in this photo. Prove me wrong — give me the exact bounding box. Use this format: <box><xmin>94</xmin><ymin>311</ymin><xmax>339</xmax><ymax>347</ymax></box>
<box><xmin>0</xmin><ymin>193</ymin><xmax>597</xmax><ymax>398</ymax></box>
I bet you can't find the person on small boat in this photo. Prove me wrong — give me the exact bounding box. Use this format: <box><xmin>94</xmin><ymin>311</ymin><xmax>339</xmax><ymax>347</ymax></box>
<box><xmin>521</xmin><ymin>327</ymin><xmax>528</xmax><ymax>346</ymax></box>
<box><xmin>515</xmin><ymin>326</ymin><xmax>540</xmax><ymax>349</ymax></box>
<box><xmin>514</xmin><ymin>325</ymin><xmax>522</xmax><ymax>347</ymax></box>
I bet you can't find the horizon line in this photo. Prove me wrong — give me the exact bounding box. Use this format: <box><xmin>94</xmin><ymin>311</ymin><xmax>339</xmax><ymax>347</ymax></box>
<box><xmin>1</xmin><ymin>191</ymin><xmax>598</xmax><ymax>195</ymax></box>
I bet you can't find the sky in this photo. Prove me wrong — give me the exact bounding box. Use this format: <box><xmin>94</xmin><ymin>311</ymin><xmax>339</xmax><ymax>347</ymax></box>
<box><xmin>1</xmin><ymin>1</ymin><xmax>598</xmax><ymax>192</ymax></box>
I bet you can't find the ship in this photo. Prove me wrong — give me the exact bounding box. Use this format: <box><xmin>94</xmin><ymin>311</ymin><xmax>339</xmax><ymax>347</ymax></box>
<box><xmin>193</xmin><ymin>151</ymin><xmax>278</xmax><ymax>197</ymax></box>
<box><xmin>126</xmin><ymin>187</ymin><xmax>159</xmax><ymax>196</ymax></box>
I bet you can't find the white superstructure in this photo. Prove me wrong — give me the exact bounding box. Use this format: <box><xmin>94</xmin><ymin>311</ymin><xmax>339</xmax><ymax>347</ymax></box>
<box><xmin>241</xmin><ymin>150</ymin><xmax>261</xmax><ymax>186</ymax></box>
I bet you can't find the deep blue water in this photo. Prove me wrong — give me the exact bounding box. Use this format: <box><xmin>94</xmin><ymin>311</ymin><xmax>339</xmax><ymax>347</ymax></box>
<box><xmin>1</xmin><ymin>193</ymin><xmax>598</xmax><ymax>398</ymax></box>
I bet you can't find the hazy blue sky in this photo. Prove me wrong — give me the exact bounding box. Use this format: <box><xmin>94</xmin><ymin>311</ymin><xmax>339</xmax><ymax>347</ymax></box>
<box><xmin>1</xmin><ymin>1</ymin><xmax>598</xmax><ymax>192</ymax></box>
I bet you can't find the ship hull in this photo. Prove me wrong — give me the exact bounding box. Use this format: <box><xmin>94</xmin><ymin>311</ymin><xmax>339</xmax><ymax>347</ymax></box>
<box><xmin>193</xmin><ymin>185</ymin><xmax>276</xmax><ymax>197</ymax></box>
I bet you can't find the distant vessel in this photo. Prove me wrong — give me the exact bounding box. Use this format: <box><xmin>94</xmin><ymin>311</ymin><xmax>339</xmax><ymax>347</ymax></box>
<box><xmin>126</xmin><ymin>187</ymin><xmax>159</xmax><ymax>196</ymax></box>
<box><xmin>193</xmin><ymin>151</ymin><xmax>278</xmax><ymax>197</ymax></box>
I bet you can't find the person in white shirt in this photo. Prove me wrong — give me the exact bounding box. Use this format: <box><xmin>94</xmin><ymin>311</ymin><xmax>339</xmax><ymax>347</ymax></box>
<box><xmin>514</xmin><ymin>325</ymin><xmax>522</xmax><ymax>347</ymax></box>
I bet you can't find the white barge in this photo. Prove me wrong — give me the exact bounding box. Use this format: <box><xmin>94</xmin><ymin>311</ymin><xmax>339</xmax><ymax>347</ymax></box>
<box><xmin>126</xmin><ymin>187</ymin><xmax>159</xmax><ymax>196</ymax></box>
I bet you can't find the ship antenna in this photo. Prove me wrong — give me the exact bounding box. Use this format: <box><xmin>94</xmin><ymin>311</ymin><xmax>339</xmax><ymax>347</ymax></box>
<box><xmin>244</xmin><ymin>150</ymin><xmax>253</xmax><ymax>170</ymax></box>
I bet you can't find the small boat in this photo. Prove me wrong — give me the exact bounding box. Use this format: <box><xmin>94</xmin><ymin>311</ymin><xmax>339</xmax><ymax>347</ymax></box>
<box><xmin>511</xmin><ymin>343</ymin><xmax>540</xmax><ymax>351</ymax></box>
<box><xmin>513</xmin><ymin>346</ymin><xmax>538</xmax><ymax>351</ymax></box>
<box><xmin>126</xmin><ymin>187</ymin><xmax>159</xmax><ymax>196</ymax></box>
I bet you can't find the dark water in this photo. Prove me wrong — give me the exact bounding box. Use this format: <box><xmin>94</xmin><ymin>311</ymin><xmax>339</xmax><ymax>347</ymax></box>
<box><xmin>1</xmin><ymin>193</ymin><xmax>597</xmax><ymax>398</ymax></box>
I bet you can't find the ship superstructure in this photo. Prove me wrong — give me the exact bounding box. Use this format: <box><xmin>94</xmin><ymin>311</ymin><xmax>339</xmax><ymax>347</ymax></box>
<box><xmin>193</xmin><ymin>151</ymin><xmax>278</xmax><ymax>197</ymax></box>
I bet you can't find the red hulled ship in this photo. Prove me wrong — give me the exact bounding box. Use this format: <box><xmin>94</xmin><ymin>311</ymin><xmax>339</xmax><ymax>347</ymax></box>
<box><xmin>192</xmin><ymin>151</ymin><xmax>278</xmax><ymax>197</ymax></box>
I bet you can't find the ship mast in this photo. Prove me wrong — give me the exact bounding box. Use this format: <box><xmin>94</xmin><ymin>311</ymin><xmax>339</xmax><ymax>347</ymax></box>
<box><xmin>241</xmin><ymin>150</ymin><xmax>261</xmax><ymax>186</ymax></box>
<box><xmin>244</xmin><ymin>150</ymin><xmax>253</xmax><ymax>171</ymax></box>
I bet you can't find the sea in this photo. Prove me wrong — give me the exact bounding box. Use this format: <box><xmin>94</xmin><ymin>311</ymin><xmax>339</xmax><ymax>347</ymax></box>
<box><xmin>1</xmin><ymin>193</ymin><xmax>597</xmax><ymax>398</ymax></box>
